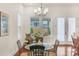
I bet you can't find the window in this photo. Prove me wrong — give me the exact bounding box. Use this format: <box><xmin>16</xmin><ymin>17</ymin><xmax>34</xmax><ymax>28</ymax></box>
<box><xmin>68</xmin><ymin>17</ymin><xmax>76</xmax><ymax>41</ymax></box>
<box><xmin>57</xmin><ymin>17</ymin><xmax>65</xmax><ymax>41</ymax></box>
<box><xmin>57</xmin><ymin>17</ymin><xmax>76</xmax><ymax>42</ymax></box>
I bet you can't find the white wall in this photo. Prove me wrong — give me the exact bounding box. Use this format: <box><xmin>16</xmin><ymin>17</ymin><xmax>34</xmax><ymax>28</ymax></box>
<box><xmin>0</xmin><ymin>3</ymin><xmax>24</xmax><ymax>56</ymax></box>
<box><xmin>23</xmin><ymin>4</ymin><xmax>79</xmax><ymax>45</ymax></box>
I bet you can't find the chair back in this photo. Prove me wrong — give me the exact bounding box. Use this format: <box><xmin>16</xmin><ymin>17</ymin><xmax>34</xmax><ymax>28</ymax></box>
<box><xmin>30</xmin><ymin>45</ymin><xmax>45</xmax><ymax>56</ymax></box>
<box><xmin>17</xmin><ymin>40</ymin><xmax>22</xmax><ymax>50</ymax></box>
<box><xmin>72</xmin><ymin>37</ymin><xmax>78</xmax><ymax>48</ymax></box>
<box><xmin>72</xmin><ymin>37</ymin><xmax>76</xmax><ymax>44</ymax></box>
<box><xmin>54</xmin><ymin>40</ymin><xmax>59</xmax><ymax>51</ymax></box>
<box><xmin>72</xmin><ymin>37</ymin><xmax>79</xmax><ymax>55</ymax></box>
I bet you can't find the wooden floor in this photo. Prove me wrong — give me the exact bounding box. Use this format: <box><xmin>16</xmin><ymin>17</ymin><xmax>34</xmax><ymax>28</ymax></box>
<box><xmin>15</xmin><ymin>44</ymin><xmax>73</xmax><ymax>56</ymax></box>
<box><xmin>15</xmin><ymin>47</ymin><xmax>30</xmax><ymax>56</ymax></box>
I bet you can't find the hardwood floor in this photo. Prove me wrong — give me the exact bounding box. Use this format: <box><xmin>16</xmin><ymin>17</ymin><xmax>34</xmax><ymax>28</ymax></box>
<box><xmin>58</xmin><ymin>44</ymin><xmax>72</xmax><ymax>56</ymax></box>
<box><xmin>15</xmin><ymin>47</ymin><xmax>30</xmax><ymax>56</ymax></box>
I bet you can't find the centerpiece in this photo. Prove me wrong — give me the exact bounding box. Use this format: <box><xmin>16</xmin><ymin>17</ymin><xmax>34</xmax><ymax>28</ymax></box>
<box><xmin>25</xmin><ymin>32</ymin><xmax>43</xmax><ymax>45</ymax></box>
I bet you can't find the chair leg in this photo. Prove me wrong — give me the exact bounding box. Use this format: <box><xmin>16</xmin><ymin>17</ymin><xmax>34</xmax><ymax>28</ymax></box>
<box><xmin>48</xmin><ymin>51</ymin><xmax>49</xmax><ymax>56</ymax></box>
<box><xmin>31</xmin><ymin>52</ymin><xmax>32</xmax><ymax>56</ymax></box>
<box><xmin>56</xmin><ymin>52</ymin><xmax>57</xmax><ymax>56</ymax></box>
<box><xmin>18</xmin><ymin>50</ymin><xmax>21</xmax><ymax>56</ymax></box>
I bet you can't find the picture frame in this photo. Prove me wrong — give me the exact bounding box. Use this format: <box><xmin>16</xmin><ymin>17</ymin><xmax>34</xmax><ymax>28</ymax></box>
<box><xmin>0</xmin><ymin>12</ymin><xmax>9</xmax><ymax>36</ymax></box>
<box><xmin>30</xmin><ymin>17</ymin><xmax>50</xmax><ymax>36</ymax></box>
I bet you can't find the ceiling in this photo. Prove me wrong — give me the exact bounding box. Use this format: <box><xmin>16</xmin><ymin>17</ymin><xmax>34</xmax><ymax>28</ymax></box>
<box><xmin>23</xmin><ymin>3</ymin><xmax>79</xmax><ymax>7</ymax></box>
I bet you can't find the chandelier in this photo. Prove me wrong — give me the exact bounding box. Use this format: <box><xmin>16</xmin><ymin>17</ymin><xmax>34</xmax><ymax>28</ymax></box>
<box><xmin>34</xmin><ymin>3</ymin><xmax>48</xmax><ymax>16</ymax></box>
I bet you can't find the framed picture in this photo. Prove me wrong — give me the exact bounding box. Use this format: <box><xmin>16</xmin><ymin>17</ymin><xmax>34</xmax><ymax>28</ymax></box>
<box><xmin>0</xmin><ymin>12</ymin><xmax>9</xmax><ymax>36</ymax></box>
<box><xmin>30</xmin><ymin>17</ymin><xmax>50</xmax><ymax>36</ymax></box>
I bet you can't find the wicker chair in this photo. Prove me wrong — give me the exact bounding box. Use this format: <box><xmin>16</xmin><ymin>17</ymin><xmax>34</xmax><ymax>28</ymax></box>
<box><xmin>17</xmin><ymin>40</ymin><xmax>22</xmax><ymax>56</ymax></box>
<box><xmin>48</xmin><ymin>40</ymin><xmax>60</xmax><ymax>56</ymax></box>
<box><xmin>17</xmin><ymin>40</ymin><xmax>28</xmax><ymax>56</ymax></box>
<box><xmin>72</xmin><ymin>37</ymin><xmax>79</xmax><ymax>56</ymax></box>
<box><xmin>30</xmin><ymin>45</ymin><xmax>45</xmax><ymax>56</ymax></box>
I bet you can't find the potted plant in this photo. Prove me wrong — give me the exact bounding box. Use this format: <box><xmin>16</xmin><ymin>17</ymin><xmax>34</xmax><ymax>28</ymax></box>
<box><xmin>34</xmin><ymin>32</ymin><xmax>43</xmax><ymax>43</ymax></box>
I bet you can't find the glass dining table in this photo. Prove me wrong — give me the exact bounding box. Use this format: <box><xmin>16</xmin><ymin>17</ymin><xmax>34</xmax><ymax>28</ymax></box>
<box><xmin>25</xmin><ymin>43</ymin><xmax>54</xmax><ymax>50</ymax></box>
<box><xmin>25</xmin><ymin>43</ymin><xmax>54</xmax><ymax>56</ymax></box>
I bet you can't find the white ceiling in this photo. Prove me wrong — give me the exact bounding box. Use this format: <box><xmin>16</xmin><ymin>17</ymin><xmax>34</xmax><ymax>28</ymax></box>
<box><xmin>23</xmin><ymin>3</ymin><xmax>79</xmax><ymax>7</ymax></box>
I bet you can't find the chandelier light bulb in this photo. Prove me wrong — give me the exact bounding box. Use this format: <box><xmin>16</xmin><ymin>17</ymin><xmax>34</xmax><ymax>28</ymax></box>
<box><xmin>45</xmin><ymin>8</ymin><xmax>48</xmax><ymax>13</ymax></box>
<box><xmin>43</xmin><ymin>11</ymin><xmax>47</xmax><ymax>15</ymax></box>
<box><xmin>37</xmin><ymin>7</ymin><xmax>41</xmax><ymax>12</ymax></box>
<box><xmin>34</xmin><ymin>8</ymin><xmax>37</xmax><ymax>14</ymax></box>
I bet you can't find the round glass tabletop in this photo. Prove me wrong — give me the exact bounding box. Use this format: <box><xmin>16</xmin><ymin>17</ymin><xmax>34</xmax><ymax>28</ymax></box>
<box><xmin>25</xmin><ymin>43</ymin><xmax>54</xmax><ymax>50</ymax></box>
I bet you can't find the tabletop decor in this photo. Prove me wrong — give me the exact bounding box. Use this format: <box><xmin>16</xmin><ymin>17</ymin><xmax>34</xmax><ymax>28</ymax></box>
<box><xmin>25</xmin><ymin>32</ymin><xmax>43</xmax><ymax>45</ymax></box>
<box><xmin>25</xmin><ymin>34</ymin><xmax>33</xmax><ymax>44</ymax></box>
<box><xmin>33</xmin><ymin>32</ymin><xmax>43</xmax><ymax>43</ymax></box>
